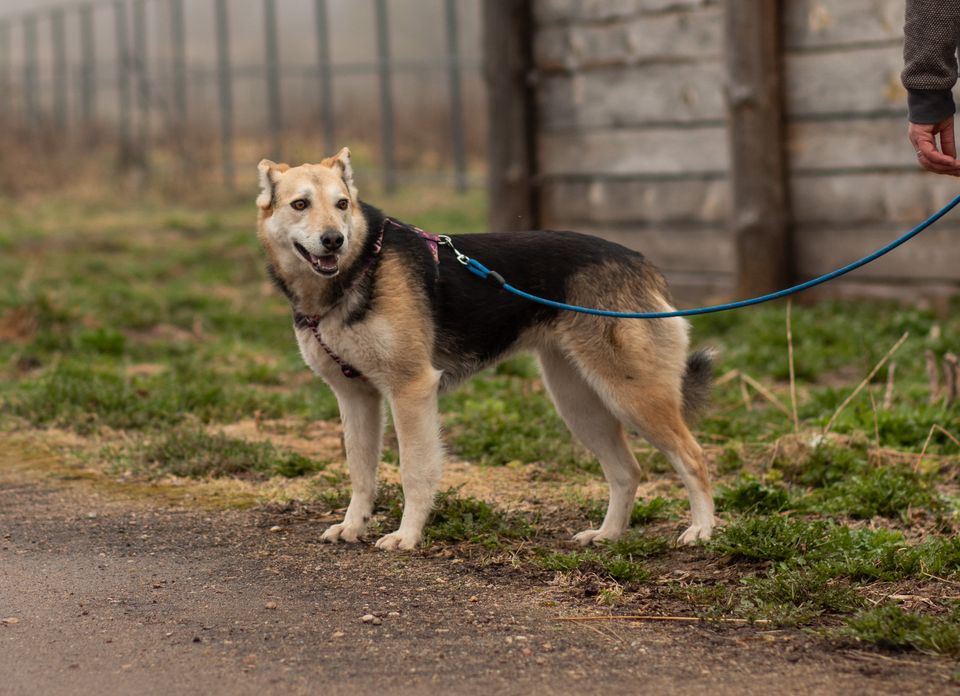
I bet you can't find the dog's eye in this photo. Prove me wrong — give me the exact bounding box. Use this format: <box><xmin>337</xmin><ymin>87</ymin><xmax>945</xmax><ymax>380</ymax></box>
<box><xmin>291</xmin><ymin>199</ymin><xmax>309</xmax><ymax>212</ymax></box>
<box><xmin>336</xmin><ymin>199</ymin><xmax>349</xmax><ymax>211</ymax></box>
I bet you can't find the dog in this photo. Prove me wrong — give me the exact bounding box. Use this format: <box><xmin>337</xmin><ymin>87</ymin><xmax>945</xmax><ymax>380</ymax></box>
<box><xmin>256</xmin><ymin>148</ymin><xmax>715</xmax><ymax>551</ymax></box>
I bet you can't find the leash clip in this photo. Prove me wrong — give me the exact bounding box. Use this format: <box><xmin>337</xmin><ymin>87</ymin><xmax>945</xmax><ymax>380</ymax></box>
<box><xmin>437</xmin><ymin>235</ymin><xmax>471</xmax><ymax>266</ymax></box>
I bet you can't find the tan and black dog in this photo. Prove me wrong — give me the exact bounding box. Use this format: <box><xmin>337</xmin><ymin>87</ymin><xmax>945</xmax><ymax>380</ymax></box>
<box><xmin>256</xmin><ymin>148</ymin><xmax>715</xmax><ymax>550</ymax></box>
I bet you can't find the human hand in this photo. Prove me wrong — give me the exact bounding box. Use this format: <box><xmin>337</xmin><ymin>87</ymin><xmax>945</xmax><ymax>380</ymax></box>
<box><xmin>909</xmin><ymin>117</ymin><xmax>960</xmax><ymax>175</ymax></box>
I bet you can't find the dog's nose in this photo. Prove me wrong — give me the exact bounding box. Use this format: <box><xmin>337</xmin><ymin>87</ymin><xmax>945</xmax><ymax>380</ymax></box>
<box><xmin>321</xmin><ymin>230</ymin><xmax>344</xmax><ymax>251</ymax></box>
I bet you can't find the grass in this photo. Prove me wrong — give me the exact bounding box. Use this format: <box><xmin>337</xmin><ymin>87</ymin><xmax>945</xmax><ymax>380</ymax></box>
<box><xmin>717</xmin><ymin>442</ymin><xmax>938</xmax><ymax>521</ymax></box>
<box><xmin>124</xmin><ymin>429</ymin><xmax>328</xmax><ymax>480</ymax></box>
<box><xmin>2</xmin><ymin>188</ymin><xmax>960</xmax><ymax>659</ymax></box>
<box><xmin>538</xmin><ymin>534</ymin><xmax>670</xmax><ymax>584</ymax></box>
<box><xmin>439</xmin><ymin>358</ymin><xmax>593</xmax><ymax>469</ymax></box>
<box><xmin>703</xmin><ymin>515</ymin><xmax>960</xmax><ymax>625</ymax></box>
<box><xmin>847</xmin><ymin>604</ymin><xmax>960</xmax><ymax>656</ymax></box>
<box><xmin>7</xmin><ymin>358</ymin><xmax>341</xmax><ymax>434</ymax></box>
<box><xmin>371</xmin><ymin>484</ymin><xmax>533</xmax><ymax>547</ymax></box>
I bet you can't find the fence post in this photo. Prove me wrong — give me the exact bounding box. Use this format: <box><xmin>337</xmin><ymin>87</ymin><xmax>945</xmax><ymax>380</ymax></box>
<box><xmin>444</xmin><ymin>0</ymin><xmax>467</xmax><ymax>193</ymax></box>
<box><xmin>374</xmin><ymin>0</ymin><xmax>396</xmax><ymax>193</ymax></box>
<box><xmin>114</xmin><ymin>0</ymin><xmax>132</xmax><ymax>162</ymax></box>
<box><xmin>314</xmin><ymin>0</ymin><xmax>335</xmax><ymax>155</ymax></box>
<box><xmin>263</xmin><ymin>0</ymin><xmax>283</xmax><ymax>162</ymax></box>
<box><xmin>23</xmin><ymin>14</ymin><xmax>39</xmax><ymax>127</ymax></box>
<box><xmin>79</xmin><ymin>4</ymin><xmax>97</xmax><ymax>129</ymax></box>
<box><xmin>724</xmin><ymin>0</ymin><xmax>791</xmax><ymax>296</ymax></box>
<box><xmin>0</xmin><ymin>21</ymin><xmax>9</xmax><ymax>122</ymax></box>
<box><xmin>483</xmin><ymin>0</ymin><xmax>537</xmax><ymax>231</ymax></box>
<box><xmin>169</xmin><ymin>0</ymin><xmax>187</xmax><ymax>132</ymax></box>
<box><xmin>132</xmin><ymin>0</ymin><xmax>150</xmax><ymax>168</ymax></box>
<box><xmin>214</xmin><ymin>0</ymin><xmax>235</xmax><ymax>190</ymax></box>
<box><xmin>52</xmin><ymin>9</ymin><xmax>68</xmax><ymax>132</ymax></box>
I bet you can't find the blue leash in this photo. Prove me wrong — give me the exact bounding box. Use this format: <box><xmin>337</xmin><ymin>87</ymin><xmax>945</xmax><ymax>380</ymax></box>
<box><xmin>438</xmin><ymin>193</ymin><xmax>960</xmax><ymax>319</ymax></box>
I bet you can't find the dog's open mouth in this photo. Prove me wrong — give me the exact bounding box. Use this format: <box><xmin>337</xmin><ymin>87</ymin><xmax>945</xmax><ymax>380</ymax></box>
<box><xmin>294</xmin><ymin>242</ymin><xmax>339</xmax><ymax>277</ymax></box>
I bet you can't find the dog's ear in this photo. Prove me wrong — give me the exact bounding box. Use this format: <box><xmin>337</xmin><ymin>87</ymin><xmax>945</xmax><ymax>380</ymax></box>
<box><xmin>325</xmin><ymin>147</ymin><xmax>358</xmax><ymax>200</ymax></box>
<box><xmin>256</xmin><ymin>159</ymin><xmax>289</xmax><ymax>210</ymax></box>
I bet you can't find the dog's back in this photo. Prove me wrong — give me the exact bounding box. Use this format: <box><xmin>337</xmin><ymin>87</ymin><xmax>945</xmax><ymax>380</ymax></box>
<box><xmin>426</xmin><ymin>229</ymin><xmax>674</xmax><ymax>384</ymax></box>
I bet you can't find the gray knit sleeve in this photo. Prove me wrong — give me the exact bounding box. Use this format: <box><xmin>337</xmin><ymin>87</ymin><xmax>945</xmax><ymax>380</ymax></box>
<box><xmin>902</xmin><ymin>0</ymin><xmax>960</xmax><ymax>123</ymax></box>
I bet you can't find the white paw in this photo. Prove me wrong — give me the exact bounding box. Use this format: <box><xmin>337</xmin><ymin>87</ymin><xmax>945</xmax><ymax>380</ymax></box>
<box><xmin>374</xmin><ymin>530</ymin><xmax>420</xmax><ymax>551</ymax></box>
<box><xmin>322</xmin><ymin>522</ymin><xmax>365</xmax><ymax>544</ymax></box>
<box><xmin>572</xmin><ymin>528</ymin><xmax>621</xmax><ymax>546</ymax></box>
<box><xmin>677</xmin><ymin>524</ymin><xmax>712</xmax><ymax>546</ymax></box>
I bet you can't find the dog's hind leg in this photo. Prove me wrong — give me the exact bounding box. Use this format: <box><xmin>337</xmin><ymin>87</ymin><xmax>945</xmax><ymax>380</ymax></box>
<box><xmin>375</xmin><ymin>368</ymin><xmax>444</xmax><ymax>551</ymax></box>
<box><xmin>562</xmin><ymin>319</ymin><xmax>715</xmax><ymax>545</ymax></box>
<box><xmin>641</xmin><ymin>413</ymin><xmax>713</xmax><ymax>545</ymax></box>
<box><xmin>538</xmin><ymin>347</ymin><xmax>642</xmax><ymax>545</ymax></box>
<box><xmin>587</xmin><ymin>367</ymin><xmax>714</xmax><ymax>545</ymax></box>
<box><xmin>322</xmin><ymin>383</ymin><xmax>383</xmax><ymax>544</ymax></box>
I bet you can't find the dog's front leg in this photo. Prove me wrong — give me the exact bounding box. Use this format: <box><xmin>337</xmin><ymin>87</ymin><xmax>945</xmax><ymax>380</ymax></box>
<box><xmin>322</xmin><ymin>385</ymin><xmax>383</xmax><ymax>544</ymax></box>
<box><xmin>375</xmin><ymin>369</ymin><xmax>443</xmax><ymax>551</ymax></box>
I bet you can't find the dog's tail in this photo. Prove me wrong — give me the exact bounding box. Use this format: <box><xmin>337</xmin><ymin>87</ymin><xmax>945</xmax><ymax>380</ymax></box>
<box><xmin>681</xmin><ymin>349</ymin><xmax>714</xmax><ymax>424</ymax></box>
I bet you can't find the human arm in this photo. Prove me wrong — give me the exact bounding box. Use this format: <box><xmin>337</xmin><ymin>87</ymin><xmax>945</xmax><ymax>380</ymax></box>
<box><xmin>902</xmin><ymin>0</ymin><xmax>960</xmax><ymax>172</ymax></box>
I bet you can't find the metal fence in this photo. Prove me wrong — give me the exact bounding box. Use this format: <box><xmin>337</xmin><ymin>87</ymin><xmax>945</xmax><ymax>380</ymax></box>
<box><xmin>0</xmin><ymin>0</ymin><xmax>484</xmax><ymax>193</ymax></box>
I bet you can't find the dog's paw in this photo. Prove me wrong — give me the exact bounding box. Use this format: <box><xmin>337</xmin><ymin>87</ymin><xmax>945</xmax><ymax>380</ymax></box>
<box><xmin>572</xmin><ymin>528</ymin><xmax>621</xmax><ymax>546</ymax></box>
<box><xmin>322</xmin><ymin>522</ymin><xmax>364</xmax><ymax>544</ymax></box>
<box><xmin>374</xmin><ymin>530</ymin><xmax>420</xmax><ymax>551</ymax></box>
<box><xmin>677</xmin><ymin>524</ymin><xmax>712</xmax><ymax>546</ymax></box>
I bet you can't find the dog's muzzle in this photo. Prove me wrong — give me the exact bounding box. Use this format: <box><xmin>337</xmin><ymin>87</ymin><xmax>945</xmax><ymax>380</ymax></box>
<box><xmin>294</xmin><ymin>242</ymin><xmax>339</xmax><ymax>277</ymax></box>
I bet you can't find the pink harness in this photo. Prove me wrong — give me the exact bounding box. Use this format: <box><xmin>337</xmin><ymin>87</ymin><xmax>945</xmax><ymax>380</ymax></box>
<box><xmin>306</xmin><ymin>219</ymin><xmax>440</xmax><ymax>381</ymax></box>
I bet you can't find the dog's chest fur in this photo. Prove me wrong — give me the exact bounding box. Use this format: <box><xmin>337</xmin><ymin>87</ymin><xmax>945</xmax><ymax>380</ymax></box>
<box><xmin>294</xmin><ymin>308</ymin><xmax>398</xmax><ymax>383</ymax></box>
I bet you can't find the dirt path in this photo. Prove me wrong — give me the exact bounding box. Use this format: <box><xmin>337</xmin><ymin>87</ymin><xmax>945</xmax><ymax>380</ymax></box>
<box><xmin>0</xmin><ymin>472</ymin><xmax>955</xmax><ymax>696</ymax></box>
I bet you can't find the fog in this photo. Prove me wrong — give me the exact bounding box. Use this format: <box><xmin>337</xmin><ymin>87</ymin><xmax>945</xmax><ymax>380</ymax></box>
<box><xmin>0</xmin><ymin>0</ymin><xmax>482</xmax><ymax>64</ymax></box>
<box><xmin>0</xmin><ymin>0</ymin><xmax>485</xmax><ymax>139</ymax></box>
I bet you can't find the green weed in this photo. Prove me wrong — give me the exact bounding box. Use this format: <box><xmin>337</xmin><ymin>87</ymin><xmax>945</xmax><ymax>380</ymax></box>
<box><xmin>4</xmin><ymin>357</ymin><xmax>338</xmax><ymax>433</ymax></box>
<box><xmin>710</xmin><ymin>516</ymin><xmax>833</xmax><ymax>562</ymax></box>
<box><xmin>371</xmin><ymin>485</ymin><xmax>533</xmax><ymax>547</ymax></box>
<box><xmin>440</xmin><ymin>372</ymin><xmax>591</xmax><ymax>469</ymax></box>
<box><xmin>736</xmin><ymin>569</ymin><xmax>864</xmax><ymax>624</ymax></box>
<box><xmin>716</xmin><ymin>477</ymin><xmax>793</xmax><ymax>514</ymax></box>
<box><xmin>425</xmin><ymin>489</ymin><xmax>534</xmax><ymax>546</ymax></box>
<box><xmin>582</xmin><ymin>496</ymin><xmax>676</xmax><ymax>527</ymax></box>
<box><xmin>129</xmin><ymin>429</ymin><xmax>326</xmax><ymax>479</ymax></box>
<box><xmin>772</xmin><ymin>441</ymin><xmax>937</xmax><ymax>519</ymax></box>
<box><xmin>537</xmin><ymin>534</ymin><xmax>668</xmax><ymax>584</ymax></box>
<box><xmin>630</xmin><ymin>496</ymin><xmax>673</xmax><ymax>525</ymax></box>
<box><xmin>804</xmin><ymin>465</ymin><xmax>937</xmax><ymax>520</ymax></box>
<box><xmin>847</xmin><ymin>604</ymin><xmax>960</xmax><ymax>656</ymax></box>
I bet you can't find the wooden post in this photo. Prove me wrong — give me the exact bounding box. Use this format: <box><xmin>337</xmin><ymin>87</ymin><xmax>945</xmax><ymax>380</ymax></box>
<box><xmin>114</xmin><ymin>1</ymin><xmax>132</xmax><ymax>161</ymax></box>
<box><xmin>263</xmin><ymin>0</ymin><xmax>283</xmax><ymax>162</ymax></box>
<box><xmin>51</xmin><ymin>9</ymin><xmax>68</xmax><ymax>131</ymax></box>
<box><xmin>314</xmin><ymin>0</ymin><xmax>335</xmax><ymax>156</ymax></box>
<box><xmin>444</xmin><ymin>0</ymin><xmax>467</xmax><ymax>193</ymax></box>
<box><xmin>23</xmin><ymin>15</ymin><xmax>39</xmax><ymax>126</ymax></box>
<box><xmin>214</xmin><ymin>0</ymin><xmax>235</xmax><ymax>190</ymax></box>
<box><xmin>374</xmin><ymin>0</ymin><xmax>396</xmax><ymax>193</ymax></box>
<box><xmin>169</xmin><ymin>0</ymin><xmax>187</xmax><ymax>132</ymax></box>
<box><xmin>0</xmin><ymin>21</ymin><xmax>9</xmax><ymax>121</ymax></box>
<box><xmin>483</xmin><ymin>0</ymin><xmax>537</xmax><ymax>232</ymax></box>
<box><xmin>79</xmin><ymin>4</ymin><xmax>97</xmax><ymax>129</ymax></box>
<box><xmin>132</xmin><ymin>0</ymin><xmax>150</xmax><ymax>169</ymax></box>
<box><xmin>724</xmin><ymin>0</ymin><xmax>791</xmax><ymax>296</ymax></box>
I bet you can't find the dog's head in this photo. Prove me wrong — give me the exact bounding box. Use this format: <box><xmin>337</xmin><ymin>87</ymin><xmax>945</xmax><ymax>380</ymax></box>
<box><xmin>256</xmin><ymin>147</ymin><xmax>364</xmax><ymax>280</ymax></box>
